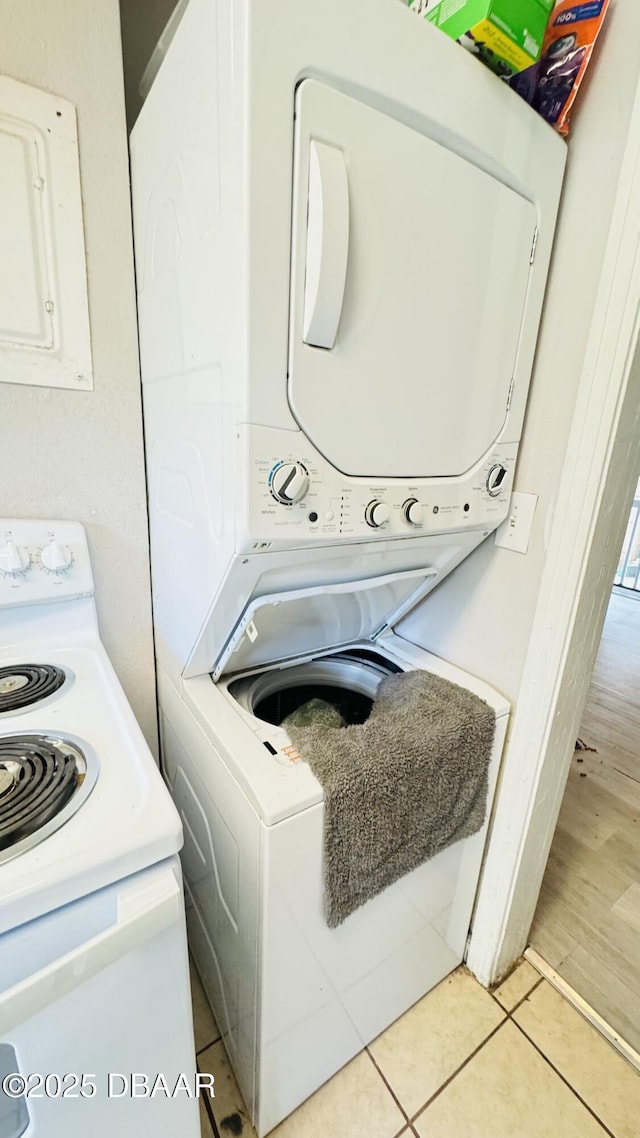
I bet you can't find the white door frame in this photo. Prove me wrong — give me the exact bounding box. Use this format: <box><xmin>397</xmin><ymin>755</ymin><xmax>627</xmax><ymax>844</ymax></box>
<box><xmin>467</xmin><ymin>84</ymin><xmax>640</xmax><ymax>985</ymax></box>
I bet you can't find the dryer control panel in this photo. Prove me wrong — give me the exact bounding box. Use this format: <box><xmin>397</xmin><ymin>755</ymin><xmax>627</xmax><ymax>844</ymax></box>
<box><xmin>239</xmin><ymin>426</ymin><xmax>517</xmax><ymax>553</ymax></box>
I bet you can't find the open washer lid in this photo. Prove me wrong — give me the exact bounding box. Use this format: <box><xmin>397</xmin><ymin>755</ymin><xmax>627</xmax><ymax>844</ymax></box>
<box><xmin>212</xmin><ymin>566</ymin><xmax>438</xmax><ymax>681</ymax></box>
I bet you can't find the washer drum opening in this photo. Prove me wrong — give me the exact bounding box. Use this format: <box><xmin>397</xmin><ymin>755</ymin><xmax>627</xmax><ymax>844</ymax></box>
<box><xmin>228</xmin><ymin>651</ymin><xmax>402</xmax><ymax>727</ymax></box>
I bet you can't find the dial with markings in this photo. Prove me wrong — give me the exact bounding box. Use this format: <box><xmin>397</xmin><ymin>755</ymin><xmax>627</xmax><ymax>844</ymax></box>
<box><xmin>403</xmin><ymin>498</ymin><xmax>423</xmax><ymax>526</ymax></box>
<box><xmin>0</xmin><ymin>541</ymin><xmax>30</xmax><ymax>578</ymax></box>
<box><xmin>39</xmin><ymin>540</ymin><xmax>74</xmax><ymax>575</ymax></box>
<box><xmin>365</xmin><ymin>500</ymin><xmax>390</xmax><ymax>528</ymax></box>
<box><xmin>486</xmin><ymin>464</ymin><xmax>508</xmax><ymax>497</ymax></box>
<box><xmin>270</xmin><ymin>462</ymin><xmax>310</xmax><ymax>505</ymax></box>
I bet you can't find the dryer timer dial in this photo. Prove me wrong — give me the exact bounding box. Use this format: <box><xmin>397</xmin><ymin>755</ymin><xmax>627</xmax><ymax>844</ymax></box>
<box><xmin>486</xmin><ymin>464</ymin><xmax>508</xmax><ymax>497</ymax></box>
<box><xmin>270</xmin><ymin>462</ymin><xmax>310</xmax><ymax>505</ymax></box>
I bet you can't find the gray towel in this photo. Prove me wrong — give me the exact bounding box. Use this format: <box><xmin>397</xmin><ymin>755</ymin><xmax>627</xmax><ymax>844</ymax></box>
<box><xmin>284</xmin><ymin>669</ymin><xmax>496</xmax><ymax>927</ymax></box>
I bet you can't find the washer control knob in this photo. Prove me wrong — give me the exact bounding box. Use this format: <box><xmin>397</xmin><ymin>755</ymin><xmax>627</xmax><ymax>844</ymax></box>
<box><xmin>0</xmin><ymin>540</ymin><xmax>30</xmax><ymax>578</ymax></box>
<box><xmin>486</xmin><ymin>464</ymin><xmax>508</xmax><ymax>497</ymax></box>
<box><xmin>403</xmin><ymin>498</ymin><xmax>423</xmax><ymax>526</ymax></box>
<box><xmin>270</xmin><ymin>462</ymin><xmax>310</xmax><ymax>504</ymax></box>
<box><xmin>365</xmin><ymin>500</ymin><xmax>391</xmax><ymax>528</ymax></box>
<box><xmin>40</xmin><ymin>540</ymin><xmax>73</xmax><ymax>575</ymax></box>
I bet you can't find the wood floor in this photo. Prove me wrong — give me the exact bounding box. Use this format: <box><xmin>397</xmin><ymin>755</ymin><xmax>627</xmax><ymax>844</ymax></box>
<box><xmin>529</xmin><ymin>591</ymin><xmax>640</xmax><ymax>1053</ymax></box>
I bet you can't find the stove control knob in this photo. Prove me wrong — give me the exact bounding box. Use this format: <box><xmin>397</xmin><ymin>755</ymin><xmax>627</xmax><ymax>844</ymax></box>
<box><xmin>486</xmin><ymin>463</ymin><xmax>508</xmax><ymax>497</ymax></box>
<box><xmin>365</xmin><ymin>500</ymin><xmax>390</xmax><ymax>528</ymax></box>
<box><xmin>403</xmin><ymin>498</ymin><xmax>423</xmax><ymax>526</ymax></box>
<box><xmin>0</xmin><ymin>540</ymin><xmax>30</xmax><ymax>577</ymax></box>
<box><xmin>40</xmin><ymin>540</ymin><xmax>73</xmax><ymax>575</ymax></box>
<box><xmin>270</xmin><ymin>462</ymin><xmax>310</xmax><ymax>505</ymax></box>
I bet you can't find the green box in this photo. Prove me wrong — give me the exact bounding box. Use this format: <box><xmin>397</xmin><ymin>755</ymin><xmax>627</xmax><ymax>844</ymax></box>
<box><xmin>408</xmin><ymin>0</ymin><xmax>555</xmax><ymax>77</ymax></box>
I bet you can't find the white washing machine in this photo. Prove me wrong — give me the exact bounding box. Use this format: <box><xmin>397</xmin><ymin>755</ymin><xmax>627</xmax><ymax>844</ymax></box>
<box><xmin>159</xmin><ymin>566</ymin><xmax>509</xmax><ymax>1135</ymax></box>
<box><xmin>130</xmin><ymin>0</ymin><xmax>566</xmax><ymax>1133</ymax></box>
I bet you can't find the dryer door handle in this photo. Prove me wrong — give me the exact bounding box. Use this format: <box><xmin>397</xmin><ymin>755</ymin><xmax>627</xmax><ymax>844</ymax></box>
<box><xmin>0</xmin><ymin>864</ymin><xmax>181</xmax><ymax>1034</ymax></box>
<box><xmin>302</xmin><ymin>141</ymin><xmax>350</xmax><ymax>350</ymax></box>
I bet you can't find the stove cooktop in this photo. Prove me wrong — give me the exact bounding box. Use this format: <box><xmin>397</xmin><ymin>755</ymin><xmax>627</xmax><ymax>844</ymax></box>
<box><xmin>0</xmin><ymin>522</ymin><xmax>183</xmax><ymax>934</ymax></box>
<box><xmin>0</xmin><ymin>664</ymin><xmax>69</xmax><ymax>716</ymax></box>
<box><xmin>0</xmin><ymin>732</ymin><xmax>98</xmax><ymax>864</ymax></box>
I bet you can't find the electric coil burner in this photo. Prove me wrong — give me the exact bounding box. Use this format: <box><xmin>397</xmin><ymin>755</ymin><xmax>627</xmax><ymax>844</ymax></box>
<box><xmin>0</xmin><ymin>732</ymin><xmax>98</xmax><ymax>864</ymax></box>
<box><xmin>0</xmin><ymin>663</ymin><xmax>69</xmax><ymax>716</ymax></box>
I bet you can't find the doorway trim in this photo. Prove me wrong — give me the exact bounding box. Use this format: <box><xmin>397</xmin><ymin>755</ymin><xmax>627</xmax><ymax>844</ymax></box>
<box><xmin>466</xmin><ymin>82</ymin><xmax>640</xmax><ymax>985</ymax></box>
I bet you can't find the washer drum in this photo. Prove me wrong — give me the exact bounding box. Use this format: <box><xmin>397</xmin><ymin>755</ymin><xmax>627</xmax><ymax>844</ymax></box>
<box><xmin>228</xmin><ymin>651</ymin><xmax>402</xmax><ymax>727</ymax></box>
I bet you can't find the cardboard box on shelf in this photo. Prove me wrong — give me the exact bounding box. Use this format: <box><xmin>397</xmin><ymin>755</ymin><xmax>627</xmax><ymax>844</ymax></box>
<box><xmin>510</xmin><ymin>0</ymin><xmax>610</xmax><ymax>135</ymax></box>
<box><xmin>406</xmin><ymin>0</ymin><xmax>556</xmax><ymax>78</ymax></box>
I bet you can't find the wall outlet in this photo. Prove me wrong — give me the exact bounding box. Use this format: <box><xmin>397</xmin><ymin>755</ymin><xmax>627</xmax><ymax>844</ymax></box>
<box><xmin>494</xmin><ymin>491</ymin><xmax>538</xmax><ymax>555</ymax></box>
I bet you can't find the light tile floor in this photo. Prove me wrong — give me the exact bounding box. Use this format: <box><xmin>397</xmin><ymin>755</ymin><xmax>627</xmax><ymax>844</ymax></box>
<box><xmin>193</xmin><ymin>958</ymin><xmax>640</xmax><ymax>1138</ymax></box>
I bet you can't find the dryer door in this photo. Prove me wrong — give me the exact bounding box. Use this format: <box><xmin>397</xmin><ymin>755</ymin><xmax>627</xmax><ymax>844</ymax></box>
<box><xmin>288</xmin><ymin>79</ymin><xmax>537</xmax><ymax>480</ymax></box>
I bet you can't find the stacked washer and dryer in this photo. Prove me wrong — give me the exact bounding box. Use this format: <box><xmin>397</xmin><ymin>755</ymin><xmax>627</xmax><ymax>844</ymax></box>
<box><xmin>130</xmin><ymin>0</ymin><xmax>566</xmax><ymax>1133</ymax></box>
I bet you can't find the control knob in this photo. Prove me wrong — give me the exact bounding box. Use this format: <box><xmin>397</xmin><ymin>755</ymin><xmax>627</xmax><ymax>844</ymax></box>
<box><xmin>365</xmin><ymin>500</ymin><xmax>390</xmax><ymax>528</ymax></box>
<box><xmin>486</xmin><ymin>464</ymin><xmax>508</xmax><ymax>497</ymax></box>
<box><xmin>40</xmin><ymin>540</ymin><xmax>73</xmax><ymax>575</ymax></box>
<box><xmin>0</xmin><ymin>540</ymin><xmax>30</xmax><ymax>578</ymax></box>
<box><xmin>403</xmin><ymin>498</ymin><xmax>423</xmax><ymax>526</ymax></box>
<box><xmin>270</xmin><ymin>462</ymin><xmax>310</xmax><ymax>505</ymax></box>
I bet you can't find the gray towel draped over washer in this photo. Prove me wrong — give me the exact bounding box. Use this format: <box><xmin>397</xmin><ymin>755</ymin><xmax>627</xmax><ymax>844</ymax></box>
<box><xmin>284</xmin><ymin>669</ymin><xmax>496</xmax><ymax>928</ymax></box>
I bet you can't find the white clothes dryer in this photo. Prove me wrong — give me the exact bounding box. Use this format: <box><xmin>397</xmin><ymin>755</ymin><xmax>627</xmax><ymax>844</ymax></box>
<box><xmin>158</xmin><ymin>566</ymin><xmax>509</xmax><ymax>1136</ymax></box>
<box><xmin>130</xmin><ymin>0</ymin><xmax>567</xmax><ymax>686</ymax></box>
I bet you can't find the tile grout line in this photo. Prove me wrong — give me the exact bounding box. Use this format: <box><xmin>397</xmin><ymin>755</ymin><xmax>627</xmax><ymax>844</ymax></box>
<box><xmin>402</xmin><ymin>969</ymin><xmax>546</xmax><ymax>1127</ymax></box>
<box><xmin>487</xmin><ymin>969</ymin><xmax>545</xmax><ymax>1014</ymax></box>
<box><xmin>364</xmin><ymin>1047</ymin><xmax>411</xmax><ymax>1126</ymax></box>
<box><xmin>204</xmin><ymin>1089</ymin><xmax>221</xmax><ymax>1138</ymax></box>
<box><xmin>197</xmin><ymin>1033</ymin><xmax>222</xmax><ymax>1057</ymax></box>
<box><xmin>406</xmin><ymin>1016</ymin><xmax>508</xmax><ymax>1124</ymax></box>
<box><xmin>509</xmin><ymin>1017</ymin><xmax>618</xmax><ymax>1138</ymax></box>
<box><xmin>511</xmin><ymin>974</ymin><xmax>545</xmax><ymax>1011</ymax></box>
<box><xmin>197</xmin><ymin>1057</ymin><xmax>221</xmax><ymax>1138</ymax></box>
<box><xmin>489</xmin><ymin>973</ymin><xmax>545</xmax><ymax>1017</ymax></box>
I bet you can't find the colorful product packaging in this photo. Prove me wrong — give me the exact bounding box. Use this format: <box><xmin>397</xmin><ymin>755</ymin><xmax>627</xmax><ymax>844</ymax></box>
<box><xmin>509</xmin><ymin>0</ymin><xmax>611</xmax><ymax>135</ymax></box>
<box><xmin>406</xmin><ymin>0</ymin><xmax>556</xmax><ymax>78</ymax></box>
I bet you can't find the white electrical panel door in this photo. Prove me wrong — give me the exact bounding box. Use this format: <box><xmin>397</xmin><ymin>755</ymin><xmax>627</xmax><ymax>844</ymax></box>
<box><xmin>0</xmin><ymin>121</ymin><xmax>54</xmax><ymax>351</ymax></box>
<box><xmin>0</xmin><ymin>77</ymin><xmax>92</xmax><ymax>390</ymax></box>
<box><xmin>288</xmin><ymin>80</ymin><xmax>537</xmax><ymax>479</ymax></box>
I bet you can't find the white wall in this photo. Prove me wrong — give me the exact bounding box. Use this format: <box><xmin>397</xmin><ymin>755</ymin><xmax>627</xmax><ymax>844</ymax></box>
<box><xmin>400</xmin><ymin>3</ymin><xmax>640</xmax><ymax>706</ymax></box>
<box><xmin>0</xmin><ymin>0</ymin><xmax>157</xmax><ymax>751</ymax></box>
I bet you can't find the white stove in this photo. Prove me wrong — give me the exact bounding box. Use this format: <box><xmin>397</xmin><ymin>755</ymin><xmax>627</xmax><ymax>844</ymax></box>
<box><xmin>0</xmin><ymin>519</ymin><xmax>200</xmax><ymax>1138</ymax></box>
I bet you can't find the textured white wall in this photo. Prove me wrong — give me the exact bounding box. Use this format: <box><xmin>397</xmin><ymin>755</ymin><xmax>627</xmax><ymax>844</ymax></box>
<box><xmin>399</xmin><ymin>2</ymin><xmax>640</xmax><ymax>705</ymax></box>
<box><xmin>0</xmin><ymin>0</ymin><xmax>158</xmax><ymax>752</ymax></box>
